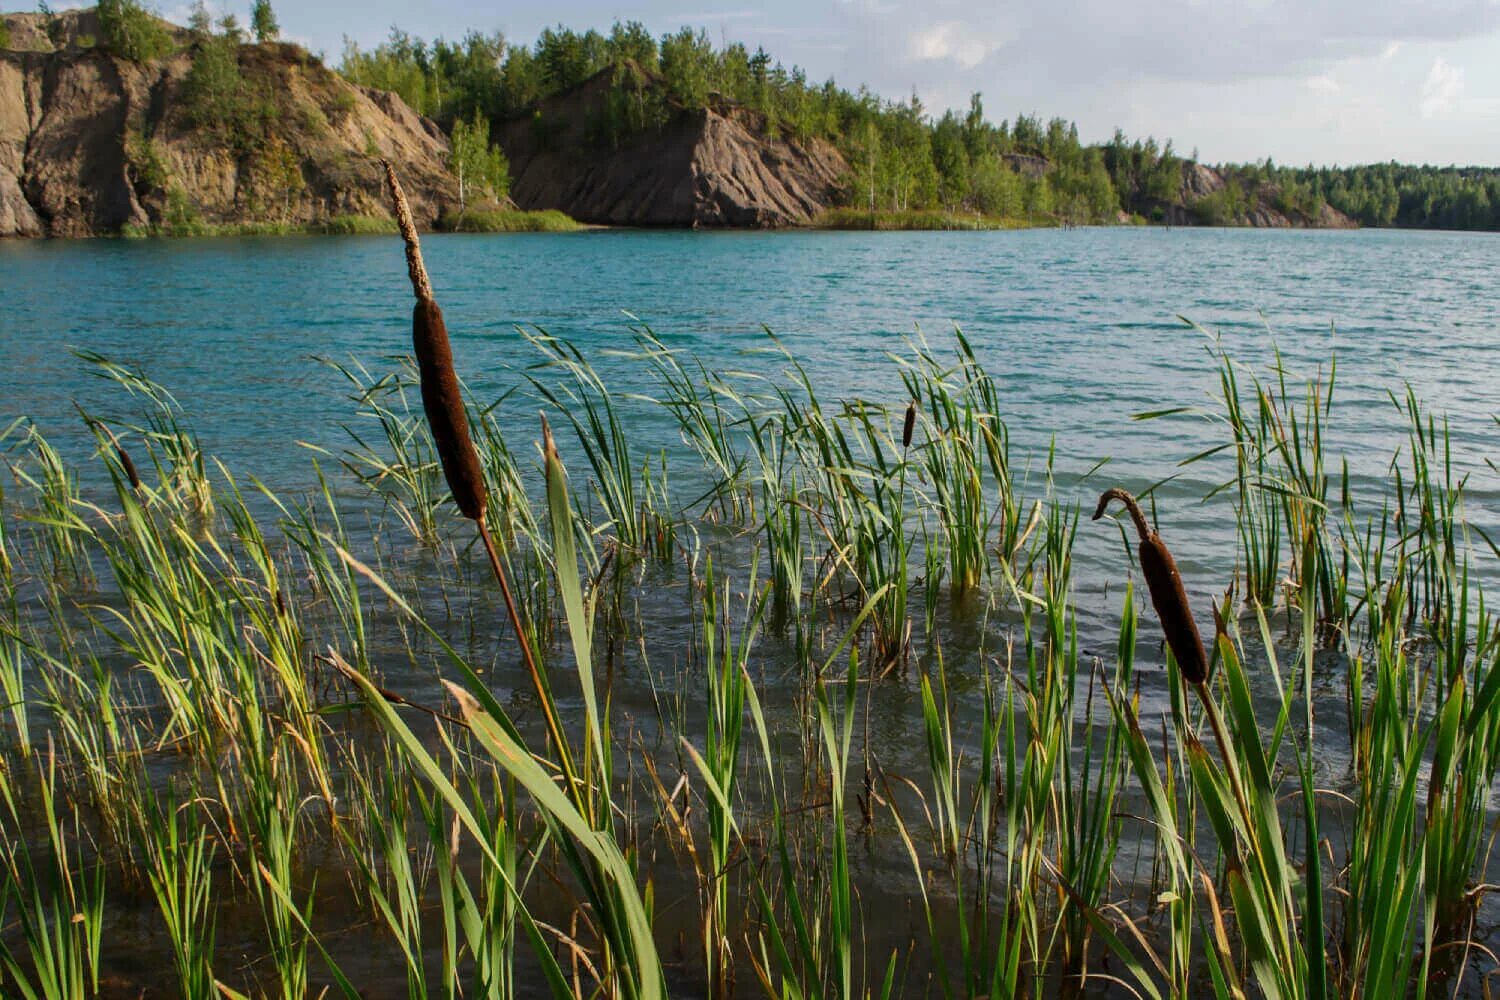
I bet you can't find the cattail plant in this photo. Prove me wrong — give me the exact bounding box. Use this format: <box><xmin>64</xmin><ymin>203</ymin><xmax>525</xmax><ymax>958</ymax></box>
<box><xmin>1094</xmin><ymin>487</ymin><xmax>1253</xmax><ymax>846</ymax></box>
<box><xmin>383</xmin><ymin>162</ymin><xmax>484</xmax><ymax>521</ymax></box>
<box><xmin>1092</xmin><ymin>488</ymin><xmax>1207</xmax><ymax>685</ymax></box>
<box><xmin>381</xmin><ymin>161</ymin><xmax>575</xmax><ymax>789</ymax></box>
<box><xmin>117</xmin><ymin>443</ymin><xmax>142</xmax><ymax>492</ymax></box>
<box><xmin>380</xmin><ymin>174</ymin><xmax>669</xmax><ymax>1000</ymax></box>
<box><xmin>1093</xmin><ymin>487</ymin><xmax>1243</xmax><ymax>800</ymax></box>
<box><xmin>82</xmin><ymin>414</ymin><xmax>144</xmax><ymax>495</ymax></box>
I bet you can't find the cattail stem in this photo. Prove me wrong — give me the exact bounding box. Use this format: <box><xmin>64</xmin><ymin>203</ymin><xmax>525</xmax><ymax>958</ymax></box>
<box><xmin>383</xmin><ymin>159</ymin><xmax>433</xmax><ymax>303</ymax></box>
<box><xmin>477</xmin><ymin>518</ymin><xmax>582</xmax><ymax>797</ymax></box>
<box><xmin>1193</xmin><ymin>678</ymin><xmax>1253</xmax><ymax>831</ymax></box>
<box><xmin>1094</xmin><ymin>485</ymin><xmax>1151</xmax><ymax>542</ymax></box>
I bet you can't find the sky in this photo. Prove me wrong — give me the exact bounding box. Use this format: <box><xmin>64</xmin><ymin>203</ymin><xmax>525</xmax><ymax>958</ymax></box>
<box><xmin>147</xmin><ymin>0</ymin><xmax>1500</xmax><ymax>166</ymax></box>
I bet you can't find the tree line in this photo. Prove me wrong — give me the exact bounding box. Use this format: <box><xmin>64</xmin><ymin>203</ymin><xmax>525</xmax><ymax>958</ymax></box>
<box><xmin>1279</xmin><ymin>163</ymin><xmax>1500</xmax><ymax>230</ymax></box>
<box><xmin>338</xmin><ymin>22</ymin><xmax>1201</xmax><ymax>224</ymax></box>
<box><xmin>348</xmin><ymin>24</ymin><xmax>1500</xmax><ymax>229</ymax></box>
<box><xmin>69</xmin><ymin>6</ymin><xmax>1500</xmax><ymax>230</ymax></box>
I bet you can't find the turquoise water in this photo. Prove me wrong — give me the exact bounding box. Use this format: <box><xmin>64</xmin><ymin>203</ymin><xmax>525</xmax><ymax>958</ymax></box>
<box><xmin>5</xmin><ymin>224</ymin><xmax>1500</xmax><ymax>996</ymax></box>
<box><xmin>4</xmin><ymin>226</ymin><xmax>1497</xmax><ymax>587</ymax></box>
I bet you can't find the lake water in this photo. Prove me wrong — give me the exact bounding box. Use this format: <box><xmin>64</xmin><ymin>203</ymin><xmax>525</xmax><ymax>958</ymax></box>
<box><xmin>4</xmin><ymin>226</ymin><xmax>1500</xmax><ymax>995</ymax></box>
<box><xmin>4</xmin><ymin>226</ymin><xmax>1498</xmax><ymax>590</ymax></box>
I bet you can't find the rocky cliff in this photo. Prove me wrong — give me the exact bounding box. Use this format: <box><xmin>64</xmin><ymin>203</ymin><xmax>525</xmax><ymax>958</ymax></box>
<box><xmin>1161</xmin><ymin>161</ymin><xmax>1356</xmax><ymax>229</ymax></box>
<box><xmin>2</xmin><ymin>9</ymin><xmax>1355</xmax><ymax>237</ymax></box>
<box><xmin>497</xmin><ymin>69</ymin><xmax>846</xmax><ymax>228</ymax></box>
<box><xmin>1</xmin><ymin>9</ymin><xmax>456</xmax><ymax>237</ymax></box>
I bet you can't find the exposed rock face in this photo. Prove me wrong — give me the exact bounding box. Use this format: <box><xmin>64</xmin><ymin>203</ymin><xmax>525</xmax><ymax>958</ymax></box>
<box><xmin>0</xmin><ymin>57</ymin><xmax>42</xmax><ymax>235</ymax></box>
<box><xmin>1181</xmin><ymin>161</ymin><xmax>1224</xmax><ymax>200</ymax></box>
<box><xmin>1</xmin><ymin>9</ymin><xmax>456</xmax><ymax>237</ymax></box>
<box><xmin>1159</xmin><ymin>160</ymin><xmax>1356</xmax><ymax>229</ymax></box>
<box><xmin>497</xmin><ymin>70</ymin><xmax>845</xmax><ymax>227</ymax></box>
<box><xmin>1314</xmin><ymin>201</ymin><xmax>1356</xmax><ymax>228</ymax></box>
<box><xmin>1004</xmin><ymin>152</ymin><xmax>1049</xmax><ymax>179</ymax></box>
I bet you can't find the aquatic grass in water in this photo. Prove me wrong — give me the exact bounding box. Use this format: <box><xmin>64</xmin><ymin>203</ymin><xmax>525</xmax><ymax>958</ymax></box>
<box><xmin>897</xmin><ymin>330</ymin><xmax>1024</xmax><ymax>595</ymax></box>
<box><xmin>0</xmin><ymin>753</ymin><xmax>104</xmax><ymax>1000</ymax></box>
<box><xmin>697</xmin><ymin>557</ymin><xmax>763</xmax><ymax>999</ymax></box>
<box><xmin>136</xmin><ymin>790</ymin><xmax>218</xmax><ymax>1000</ymax></box>
<box><xmin>323</xmin><ymin>356</ymin><xmax>449</xmax><ymax>543</ymax></box>
<box><xmin>1143</xmin><ymin>334</ymin><xmax>1346</xmax><ymax>630</ymax></box>
<box><xmin>1</xmin><ymin>248</ymin><xmax>1500</xmax><ymax>998</ymax></box>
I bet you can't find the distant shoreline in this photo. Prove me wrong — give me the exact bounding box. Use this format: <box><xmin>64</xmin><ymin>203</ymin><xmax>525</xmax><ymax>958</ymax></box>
<box><xmin>2</xmin><ymin>210</ymin><xmax>1404</xmax><ymax>242</ymax></box>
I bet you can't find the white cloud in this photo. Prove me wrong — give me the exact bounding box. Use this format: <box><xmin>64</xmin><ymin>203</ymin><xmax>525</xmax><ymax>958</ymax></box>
<box><xmin>253</xmin><ymin>0</ymin><xmax>1500</xmax><ymax>165</ymax></box>
<box><xmin>1420</xmin><ymin>57</ymin><xmax>1464</xmax><ymax>117</ymax></box>
<box><xmin>839</xmin><ymin>0</ymin><xmax>1500</xmax><ymax>88</ymax></box>
<box><xmin>809</xmin><ymin>0</ymin><xmax>1500</xmax><ymax>163</ymax></box>
<box><xmin>908</xmin><ymin>21</ymin><xmax>1002</xmax><ymax>69</ymax></box>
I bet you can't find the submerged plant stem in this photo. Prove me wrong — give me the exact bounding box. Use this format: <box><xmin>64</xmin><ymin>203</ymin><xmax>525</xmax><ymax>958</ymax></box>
<box><xmin>477</xmin><ymin>520</ymin><xmax>574</xmax><ymax>782</ymax></box>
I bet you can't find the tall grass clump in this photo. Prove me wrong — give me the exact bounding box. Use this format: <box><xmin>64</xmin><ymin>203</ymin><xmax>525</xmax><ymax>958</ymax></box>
<box><xmin>0</xmin><ymin>755</ymin><xmax>104</xmax><ymax>1000</ymax></box>
<box><xmin>1144</xmin><ymin>334</ymin><xmax>1346</xmax><ymax>629</ymax></box>
<box><xmin>696</xmin><ymin>558</ymin><xmax>764</xmax><ymax>998</ymax></box>
<box><xmin>898</xmin><ymin>330</ymin><xmax>1024</xmax><ymax>594</ymax></box>
<box><xmin>439</xmin><ymin>208</ymin><xmax>582</xmax><ymax>233</ymax></box>
<box><xmin>136</xmin><ymin>792</ymin><xmax>218</xmax><ymax>1000</ymax></box>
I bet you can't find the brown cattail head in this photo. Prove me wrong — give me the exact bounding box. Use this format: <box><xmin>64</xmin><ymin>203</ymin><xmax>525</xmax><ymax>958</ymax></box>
<box><xmin>413</xmin><ymin>297</ymin><xmax>488</xmax><ymax>521</ymax></box>
<box><xmin>902</xmin><ymin>401</ymin><xmax>916</xmax><ymax>449</ymax></box>
<box><xmin>1094</xmin><ymin>487</ymin><xmax>1209</xmax><ymax>684</ymax></box>
<box><xmin>385</xmin><ymin>162</ymin><xmax>487</xmax><ymax>522</ymax></box>
<box><xmin>117</xmin><ymin>444</ymin><xmax>141</xmax><ymax>492</ymax></box>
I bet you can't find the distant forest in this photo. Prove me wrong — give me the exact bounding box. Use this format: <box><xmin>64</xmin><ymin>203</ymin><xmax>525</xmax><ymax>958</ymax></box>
<box><xmin>339</xmin><ymin>22</ymin><xmax>1500</xmax><ymax>230</ymax></box>
<box><xmin>1284</xmin><ymin>164</ymin><xmax>1500</xmax><ymax>230</ymax></box>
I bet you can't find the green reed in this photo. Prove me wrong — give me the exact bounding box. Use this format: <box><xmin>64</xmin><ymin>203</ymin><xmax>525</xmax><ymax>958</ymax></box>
<box><xmin>76</xmin><ymin>349</ymin><xmax>215</xmax><ymax>522</ymax></box>
<box><xmin>1419</xmin><ymin>571</ymin><xmax>1500</xmax><ymax>980</ymax></box>
<box><xmin>776</xmin><ymin>354</ymin><xmax>913</xmax><ymax>665</ymax></box>
<box><xmin>339</xmin><ymin>417</ymin><xmax>666</xmax><ymax>999</ymax></box>
<box><xmin>1392</xmin><ymin>387</ymin><xmax>1466</xmax><ymax>639</ymax></box>
<box><xmin>1148</xmin><ymin>335</ymin><xmax>1346</xmax><ymax>628</ymax></box>
<box><xmin>893</xmin><ymin>641</ymin><xmax>1030</xmax><ymax>999</ymax></box>
<box><xmin>325</xmin><ymin>356</ymin><xmax>449</xmax><ymax>542</ymax></box>
<box><xmin>638</xmin><ymin>328</ymin><xmax>749</xmax><ymax>521</ymax></box>
<box><xmin>744</xmin><ymin>403</ymin><xmax>805</xmax><ymax>620</ymax></box>
<box><xmin>7</xmin><ymin>426</ymin><xmax>95</xmax><ymax>589</ymax></box>
<box><xmin>698</xmin><ymin>557</ymin><xmax>764</xmax><ymax>999</ymax></box>
<box><xmin>0</xmin><ymin>753</ymin><xmax>104</xmax><ymax>1000</ymax></box>
<box><xmin>897</xmin><ymin>329</ymin><xmax>1022</xmax><ymax>594</ymax></box>
<box><xmin>0</xmin><ymin>543</ymin><xmax>29</xmax><ymax>753</ymax></box>
<box><xmin>1340</xmin><ymin>574</ymin><xmax>1424</xmax><ymax>995</ymax></box>
<box><xmin>0</xmin><ymin>322</ymin><xmax>1497</xmax><ymax>1000</ymax></box>
<box><xmin>524</xmin><ymin>329</ymin><xmax>650</xmax><ymax>551</ymax></box>
<box><xmin>137</xmin><ymin>789</ymin><xmax>218</xmax><ymax>1000</ymax></box>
